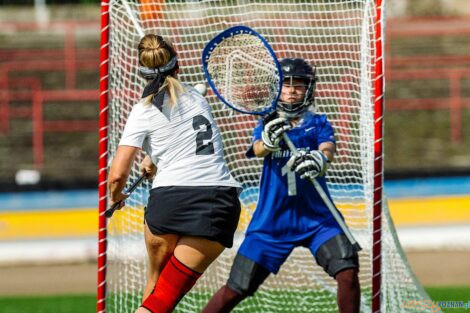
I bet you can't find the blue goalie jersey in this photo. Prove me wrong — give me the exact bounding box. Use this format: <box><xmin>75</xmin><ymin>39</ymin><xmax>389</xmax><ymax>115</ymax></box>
<box><xmin>245</xmin><ymin>112</ymin><xmax>340</xmax><ymax>242</ymax></box>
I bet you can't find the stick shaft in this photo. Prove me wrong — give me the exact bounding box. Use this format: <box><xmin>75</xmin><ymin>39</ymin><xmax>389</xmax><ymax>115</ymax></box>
<box><xmin>282</xmin><ymin>133</ymin><xmax>361</xmax><ymax>250</ymax></box>
<box><xmin>105</xmin><ymin>174</ymin><xmax>146</xmax><ymax>218</ymax></box>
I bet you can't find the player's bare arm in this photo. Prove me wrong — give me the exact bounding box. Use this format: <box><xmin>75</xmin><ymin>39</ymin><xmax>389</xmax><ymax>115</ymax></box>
<box><xmin>253</xmin><ymin>140</ymin><xmax>272</xmax><ymax>158</ymax></box>
<box><xmin>108</xmin><ymin>145</ymin><xmax>140</xmax><ymax>204</ymax></box>
<box><xmin>319</xmin><ymin>141</ymin><xmax>336</xmax><ymax>163</ymax></box>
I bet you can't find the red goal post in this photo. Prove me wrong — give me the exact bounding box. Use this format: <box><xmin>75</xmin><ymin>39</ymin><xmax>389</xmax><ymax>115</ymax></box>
<box><xmin>373</xmin><ymin>0</ymin><xmax>384</xmax><ymax>312</ymax></box>
<box><xmin>98</xmin><ymin>2</ymin><xmax>109</xmax><ymax>312</ymax></box>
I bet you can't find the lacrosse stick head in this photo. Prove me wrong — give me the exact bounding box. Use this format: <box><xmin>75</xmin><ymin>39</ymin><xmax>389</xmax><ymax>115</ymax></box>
<box><xmin>202</xmin><ymin>26</ymin><xmax>283</xmax><ymax>115</ymax></box>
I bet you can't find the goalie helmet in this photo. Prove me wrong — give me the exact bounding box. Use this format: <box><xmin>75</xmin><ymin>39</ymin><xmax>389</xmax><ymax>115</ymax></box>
<box><xmin>278</xmin><ymin>58</ymin><xmax>317</xmax><ymax>118</ymax></box>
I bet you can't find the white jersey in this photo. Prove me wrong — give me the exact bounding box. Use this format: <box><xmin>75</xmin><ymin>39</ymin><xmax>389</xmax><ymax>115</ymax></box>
<box><xmin>119</xmin><ymin>84</ymin><xmax>241</xmax><ymax>190</ymax></box>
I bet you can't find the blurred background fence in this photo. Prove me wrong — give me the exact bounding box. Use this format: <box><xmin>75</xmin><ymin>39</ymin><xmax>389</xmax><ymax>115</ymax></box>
<box><xmin>1</xmin><ymin>1</ymin><xmax>469</xmax><ymax>190</ymax></box>
<box><xmin>385</xmin><ymin>16</ymin><xmax>470</xmax><ymax>175</ymax></box>
<box><xmin>0</xmin><ymin>4</ymin><xmax>99</xmax><ymax>189</ymax></box>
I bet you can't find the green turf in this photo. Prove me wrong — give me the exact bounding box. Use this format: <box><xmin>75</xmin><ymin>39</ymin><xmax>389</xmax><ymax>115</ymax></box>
<box><xmin>0</xmin><ymin>286</ymin><xmax>468</xmax><ymax>313</ymax></box>
<box><xmin>0</xmin><ymin>294</ymin><xmax>95</xmax><ymax>313</ymax></box>
<box><xmin>426</xmin><ymin>285</ymin><xmax>470</xmax><ymax>300</ymax></box>
<box><xmin>425</xmin><ymin>286</ymin><xmax>470</xmax><ymax>313</ymax></box>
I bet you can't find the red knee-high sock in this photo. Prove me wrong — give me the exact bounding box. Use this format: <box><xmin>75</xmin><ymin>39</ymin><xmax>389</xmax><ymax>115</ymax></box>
<box><xmin>142</xmin><ymin>255</ymin><xmax>202</xmax><ymax>313</ymax></box>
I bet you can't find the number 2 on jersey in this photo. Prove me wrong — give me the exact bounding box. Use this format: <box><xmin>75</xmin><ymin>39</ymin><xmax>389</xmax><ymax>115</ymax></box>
<box><xmin>193</xmin><ymin>115</ymin><xmax>214</xmax><ymax>155</ymax></box>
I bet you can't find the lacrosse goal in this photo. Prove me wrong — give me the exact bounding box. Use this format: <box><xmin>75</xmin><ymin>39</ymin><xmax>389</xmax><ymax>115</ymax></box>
<box><xmin>98</xmin><ymin>1</ymin><xmax>431</xmax><ymax>312</ymax></box>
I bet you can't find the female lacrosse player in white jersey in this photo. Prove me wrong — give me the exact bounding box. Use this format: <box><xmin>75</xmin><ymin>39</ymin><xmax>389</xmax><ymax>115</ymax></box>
<box><xmin>107</xmin><ymin>34</ymin><xmax>241</xmax><ymax>313</ymax></box>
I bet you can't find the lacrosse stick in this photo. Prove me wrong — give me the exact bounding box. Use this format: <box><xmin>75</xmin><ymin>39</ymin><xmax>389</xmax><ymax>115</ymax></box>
<box><xmin>202</xmin><ymin>25</ymin><xmax>361</xmax><ymax>251</ymax></box>
<box><xmin>105</xmin><ymin>174</ymin><xmax>146</xmax><ymax>218</ymax></box>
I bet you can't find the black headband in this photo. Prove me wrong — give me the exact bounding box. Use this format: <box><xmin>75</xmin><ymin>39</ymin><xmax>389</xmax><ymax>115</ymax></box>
<box><xmin>139</xmin><ymin>37</ymin><xmax>179</xmax><ymax>111</ymax></box>
<box><xmin>138</xmin><ymin>56</ymin><xmax>178</xmax><ymax>81</ymax></box>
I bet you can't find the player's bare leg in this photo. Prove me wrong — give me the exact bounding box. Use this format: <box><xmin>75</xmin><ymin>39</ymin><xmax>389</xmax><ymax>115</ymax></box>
<box><xmin>336</xmin><ymin>268</ymin><xmax>360</xmax><ymax>313</ymax></box>
<box><xmin>142</xmin><ymin>225</ymin><xmax>179</xmax><ymax>301</ymax></box>
<box><xmin>137</xmin><ymin>236</ymin><xmax>225</xmax><ymax>313</ymax></box>
<box><xmin>174</xmin><ymin>236</ymin><xmax>225</xmax><ymax>273</ymax></box>
<box><xmin>135</xmin><ymin>306</ymin><xmax>151</xmax><ymax>313</ymax></box>
<box><xmin>201</xmin><ymin>284</ymin><xmax>245</xmax><ymax>313</ymax></box>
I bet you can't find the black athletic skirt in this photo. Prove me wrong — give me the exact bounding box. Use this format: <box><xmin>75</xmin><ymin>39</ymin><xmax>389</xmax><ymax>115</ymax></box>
<box><xmin>145</xmin><ymin>186</ymin><xmax>241</xmax><ymax>248</ymax></box>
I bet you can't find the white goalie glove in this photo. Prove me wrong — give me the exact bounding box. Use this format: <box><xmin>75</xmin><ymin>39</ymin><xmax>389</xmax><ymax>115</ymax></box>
<box><xmin>287</xmin><ymin>150</ymin><xmax>329</xmax><ymax>180</ymax></box>
<box><xmin>261</xmin><ymin>117</ymin><xmax>292</xmax><ymax>151</ymax></box>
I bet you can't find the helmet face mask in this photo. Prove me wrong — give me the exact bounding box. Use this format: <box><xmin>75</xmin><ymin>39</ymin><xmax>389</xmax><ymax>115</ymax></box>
<box><xmin>278</xmin><ymin>58</ymin><xmax>316</xmax><ymax>118</ymax></box>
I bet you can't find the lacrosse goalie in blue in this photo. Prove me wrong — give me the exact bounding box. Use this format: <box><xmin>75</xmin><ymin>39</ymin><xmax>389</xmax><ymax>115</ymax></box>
<box><xmin>202</xmin><ymin>58</ymin><xmax>361</xmax><ymax>313</ymax></box>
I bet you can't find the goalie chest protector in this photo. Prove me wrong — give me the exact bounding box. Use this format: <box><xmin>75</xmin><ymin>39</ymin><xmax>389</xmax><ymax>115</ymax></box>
<box><xmin>245</xmin><ymin>112</ymin><xmax>340</xmax><ymax>241</ymax></box>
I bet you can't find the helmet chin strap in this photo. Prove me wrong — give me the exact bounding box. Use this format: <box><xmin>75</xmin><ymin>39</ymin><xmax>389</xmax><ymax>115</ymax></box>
<box><xmin>277</xmin><ymin>110</ymin><xmax>298</xmax><ymax>120</ymax></box>
<box><xmin>278</xmin><ymin>104</ymin><xmax>310</xmax><ymax>120</ymax></box>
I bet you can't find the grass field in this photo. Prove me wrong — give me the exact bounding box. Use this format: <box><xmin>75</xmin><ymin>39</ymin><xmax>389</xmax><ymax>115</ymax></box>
<box><xmin>0</xmin><ymin>286</ymin><xmax>468</xmax><ymax>313</ymax></box>
<box><xmin>0</xmin><ymin>294</ymin><xmax>95</xmax><ymax>313</ymax></box>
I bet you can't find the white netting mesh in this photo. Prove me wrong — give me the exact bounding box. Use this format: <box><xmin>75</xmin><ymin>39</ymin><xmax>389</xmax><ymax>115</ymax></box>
<box><xmin>104</xmin><ymin>1</ymin><xmax>430</xmax><ymax>312</ymax></box>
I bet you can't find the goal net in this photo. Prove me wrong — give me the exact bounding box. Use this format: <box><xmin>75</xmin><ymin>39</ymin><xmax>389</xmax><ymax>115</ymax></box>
<box><xmin>98</xmin><ymin>1</ymin><xmax>431</xmax><ymax>312</ymax></box>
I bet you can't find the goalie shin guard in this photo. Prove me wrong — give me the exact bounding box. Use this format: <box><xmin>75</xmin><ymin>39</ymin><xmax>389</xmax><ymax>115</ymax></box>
<box><xmin>141</xmin><ymin>255</ymin><xmax>202</xmax><ymax>313</ymax></box>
